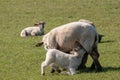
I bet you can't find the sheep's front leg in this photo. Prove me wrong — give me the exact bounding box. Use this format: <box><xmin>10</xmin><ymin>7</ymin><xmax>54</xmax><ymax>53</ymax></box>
<box><xmin>69</xmin><ymin>68</ymin><xmax>76</xmax><ymax>75</ymax></box>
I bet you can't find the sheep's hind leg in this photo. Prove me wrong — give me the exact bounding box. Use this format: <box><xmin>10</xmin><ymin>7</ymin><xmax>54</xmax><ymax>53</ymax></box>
<box><xmin>77</xmin><ymin>52</ymin><xmax>88</xmax><ymax>70</ymax></box>
<box><xmin>90</xmin><ymin>50</ymin><xmax>102</xmax><ymax>72</ymax></box>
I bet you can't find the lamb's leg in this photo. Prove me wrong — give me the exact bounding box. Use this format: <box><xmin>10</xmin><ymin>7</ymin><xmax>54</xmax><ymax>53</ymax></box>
<box><xmin>41</xmin><ymin>61</ymin><xmax>45</xmax><ymax>75</ymax></box>
<box><xmin>31</xmin><ymin>32</ymin><xmax>36</xmax><ymax>36</ymax></box>
<box><xmin>51</xmin><ymin>65</ymin><xmax>61</xmax><ymax>73</ymax></box>
<box><xmin>69</xmin><ymin>68</ymin><xmax>76</xmax><ymax>75</ymax></box>
<box><xmin>50</xmin><ymin>68</ymin><xmax>55</xmax><ymax>73</ymax></box>
<box><xmin>50</xmin><ymin>68</ymin><xmax>61</xmax><ymax>73</ymax></box>
<box><xmin>41</xmin><ymin>61</ymin><xmax>50</xmax><ymax>75</ymax></box>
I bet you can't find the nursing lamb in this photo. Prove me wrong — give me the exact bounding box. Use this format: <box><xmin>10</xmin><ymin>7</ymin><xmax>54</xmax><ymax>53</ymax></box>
<box><xmin>36</xmin><ymin>21</ymin><xmax>102</xmax><ymax>72</ymax></box>
<box><xmin>41</xmin><ymin>47</ymin><xmax>86</xmax><ymax>75</ymax></box>
<box><xmin>20</xmin><ymin>21</ymin><xmax>45</xmax><ymax>37</ymax></box>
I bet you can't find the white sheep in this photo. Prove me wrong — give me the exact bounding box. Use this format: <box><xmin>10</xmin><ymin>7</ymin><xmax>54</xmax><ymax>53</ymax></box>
<box><xmin>41</xmin><ymin>47</ymin><xmax>86</xmax><ymax>75</ymax></box>
<box><xmin>20</xmin><ymin>21</ymin><xmax>45</xmax><ymax>37</ymax></box>
<box><xmin>79</xmin><ymin>19</ymin><xmax>104</xmax><ymax>43</ymax></box>
<box><xmin>36</xmin><ymin>21</ymin><xmax>102</xmax><ymax>71</ymax></box>
<box><xmin>79</xmin><ymin>19</ymin><xmax>95</xmax><ymax>26</ymax></box>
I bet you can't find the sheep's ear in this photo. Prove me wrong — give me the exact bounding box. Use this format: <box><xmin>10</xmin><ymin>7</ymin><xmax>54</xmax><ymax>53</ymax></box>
<box><xmin>35</xmin><ymin>42</ymin><xmax>43</xmax><ymax>47</ymax></box>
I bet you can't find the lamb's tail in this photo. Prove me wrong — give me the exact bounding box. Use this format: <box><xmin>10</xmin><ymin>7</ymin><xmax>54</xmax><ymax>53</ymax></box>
<box><xmin>35</xmin><ymin>42</ymin><xmax>43</xmax><ymax>47</ymax></box>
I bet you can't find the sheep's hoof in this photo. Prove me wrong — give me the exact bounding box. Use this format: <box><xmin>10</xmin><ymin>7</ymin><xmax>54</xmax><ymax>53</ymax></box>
<box><xmin>89</xmin><ymin>63</ymin><xmax>95</xmax><ymax>70</ymax></box>
<box><xmin>96</xmin><ymin>67</ymin><xmax>103</xmax><ymax>72</ymax></box>
<box><xmin>77</xmin><ymin>65</ymin><xmax>86</xmax><ymax>70</ymax></box>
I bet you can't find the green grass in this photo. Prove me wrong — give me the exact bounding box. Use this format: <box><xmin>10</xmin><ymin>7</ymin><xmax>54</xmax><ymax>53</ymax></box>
<box><xmin>0</xmin><ymin>0</ymin><xmax>120</xmax><ymax>80</ymax></box>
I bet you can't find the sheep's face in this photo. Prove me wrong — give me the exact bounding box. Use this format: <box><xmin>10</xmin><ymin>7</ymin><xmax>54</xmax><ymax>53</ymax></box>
<box><xmin>44</xmin><ymin>43</ymin><xmax>50</xmax><ymax>51</ymax></box>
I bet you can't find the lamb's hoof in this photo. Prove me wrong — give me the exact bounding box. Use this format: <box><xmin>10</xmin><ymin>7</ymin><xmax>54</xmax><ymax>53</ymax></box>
<box><xmin>41</xmin><ymin>73</ymin><xmax>45</xmax><ymax>76</ymax></box>
<box><xmin>57</xmin><ymin>70</ymin><xmax>61</xmax><ymax>73</ymax></box>
<box><xmin>50</xmin><ymin>69</ymin><xmax>55</xmax><ymax>73</ymax></box>
<box><xmin>60</xmin><ymin>71</ymin><xmax>69</xmax><ymax>75</ymax></box>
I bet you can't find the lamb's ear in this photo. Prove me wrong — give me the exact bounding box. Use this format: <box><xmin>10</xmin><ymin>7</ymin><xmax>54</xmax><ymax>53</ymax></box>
<box><xmin>34</xmin><ymin>23</ymin><xmax>39</xmax><ymax>26</ymax></box>
<box><xmin>35</xmin><ymin>42</ymin><xmax>43</xmax><ymax>47</ymax></box>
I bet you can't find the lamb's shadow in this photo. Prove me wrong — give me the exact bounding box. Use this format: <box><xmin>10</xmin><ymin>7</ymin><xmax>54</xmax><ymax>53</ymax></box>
<box><xmin>79</xmin><ymin>66</ymin><xmax>120</xmax><ymax>73</ymax></box>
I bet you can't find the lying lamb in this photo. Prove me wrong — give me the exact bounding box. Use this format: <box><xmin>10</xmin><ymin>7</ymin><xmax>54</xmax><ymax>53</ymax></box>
<box><xmin>41</xmin><ymin>47</ymin><xmax>86</xmax><ymax>75</ymax></box>
<box><xmin>20</xmin><ymin>21</ymin><xmax>45</xmax><ymax>37</ymax></box>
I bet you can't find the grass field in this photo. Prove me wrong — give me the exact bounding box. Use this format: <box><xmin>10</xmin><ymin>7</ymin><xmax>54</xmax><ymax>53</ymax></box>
<box><xmin>0</xmin><ymin>0</ymin><xmax>120</xmax><ymax>80</ymax></box>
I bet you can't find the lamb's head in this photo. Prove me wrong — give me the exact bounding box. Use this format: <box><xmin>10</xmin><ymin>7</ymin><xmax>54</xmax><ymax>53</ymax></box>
<box><xmin>39</xmin><ymin>21</ymin><xmax>45</xmax><ymax>29</ymax></box>
<box><xmin>70</xmin><ymin>47</ymin><xmax>86</xmax><ymax>57</ymax></box>
<box><xmin>34</xmin><ymin>21</ymin><xmax>45</xmax><ymax>29</ymax></box>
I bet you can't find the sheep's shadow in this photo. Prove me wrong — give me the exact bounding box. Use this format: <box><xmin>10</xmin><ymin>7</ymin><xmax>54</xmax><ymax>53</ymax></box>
<box><xmin>100</xmin><ymin>40</ymin><xmax>115</xmax><ymax>43</ymax></box>
<box><xmin>79</xmin><ymin>66</ymin><xmax>120</xmax><ymax>73</ymax></box>
<box><xmin>102</xmin><ymin>66</ymin><xmax>120</xmax><ymax>72</ymax></box>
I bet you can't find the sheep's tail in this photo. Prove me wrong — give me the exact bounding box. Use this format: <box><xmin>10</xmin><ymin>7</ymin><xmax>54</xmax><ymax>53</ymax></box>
<box><xmin>35</xmin><ymin>42</ymin><xmax>43</xmax><ymax>47</ymax></box>
<box><xmin>98</xmin><ymin>34</ymin><xmax>104</xmax><ymax>43</ymax></box>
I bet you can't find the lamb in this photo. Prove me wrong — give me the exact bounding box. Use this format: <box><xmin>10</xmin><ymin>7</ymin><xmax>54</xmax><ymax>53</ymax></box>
<box><xmin>20</xmin><ymin>21</ymin><xmax>45</xmax><ymax>37</ymax></box>
<box><xmin>36</xmin><ymin>21</ymin><xmax>102</xmax><ymax>72</ymax></box>
<box><xmin>41</xmin><ymin>47</ymin><xmax>86</xmax><ymax>75</ymax></box>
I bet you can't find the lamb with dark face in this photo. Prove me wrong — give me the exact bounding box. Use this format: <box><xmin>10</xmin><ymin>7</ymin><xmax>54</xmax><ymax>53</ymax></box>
<box><xmin>20</xmin><ymin>21</ymin><xmax>45</xmax><ymax>37</ymax></box>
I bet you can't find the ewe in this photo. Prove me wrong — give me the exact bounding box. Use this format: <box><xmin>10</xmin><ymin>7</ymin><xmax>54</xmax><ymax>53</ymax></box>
<box><xmin>36</xmin><ymin>21</ymin><xmax>102</xmax><ymax>72</ymax></box>
<box><xmin>79</xmin><ymin>19</ymin><xmax>104</xmax><ymax>43</ymax></box>
<box><xmin>41</xmin><ymin>47</ymin><xmax>86</xmax><ymax>75</ymax></box>
<box><xmin>20</xmin><ymin>21</ymin><xmax>45</xmax><ymax>37</ymax></box>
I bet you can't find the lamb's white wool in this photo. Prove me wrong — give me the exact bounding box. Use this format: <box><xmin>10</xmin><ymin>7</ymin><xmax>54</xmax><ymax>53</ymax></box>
<box><xmin>20</xmin><ymin>21</ymin><xmax>45</xmax><ymax>37</ymax></box>
<box><xmin>41</xmin><ymin>47</ymin><xmax>86</xmax><ymax>75</ymax></box>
